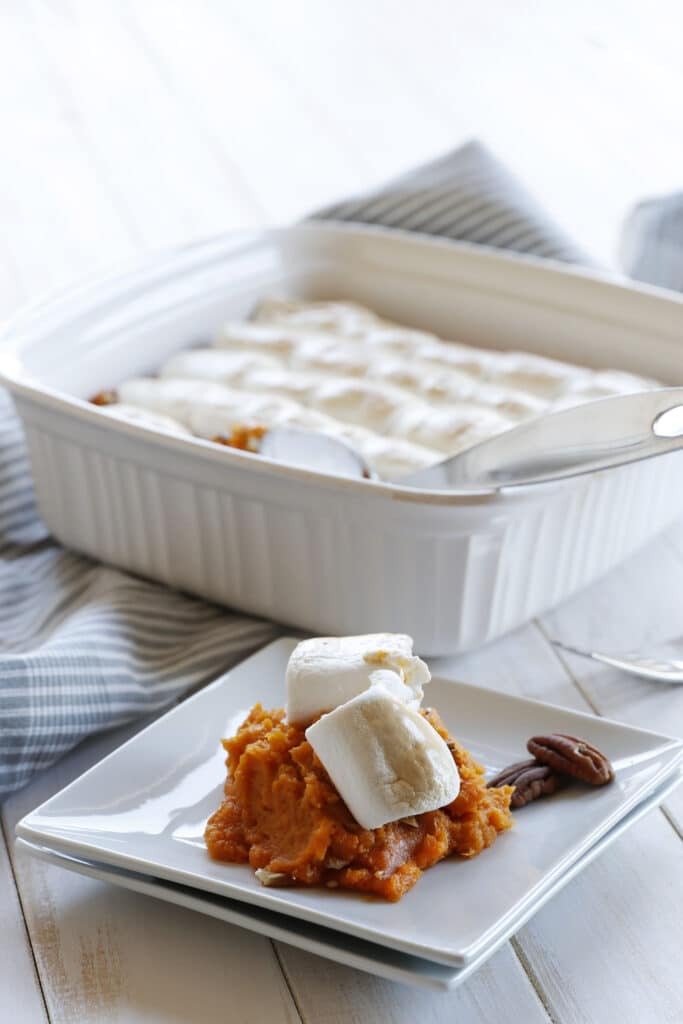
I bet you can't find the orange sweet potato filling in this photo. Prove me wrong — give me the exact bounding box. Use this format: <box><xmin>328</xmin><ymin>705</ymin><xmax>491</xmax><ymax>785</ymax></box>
<box><xmin>205</xmin><ymin>704</ymin><xmax>513</xmax><ymax>902</ymax></box>
<box><xmin>211</xmin><ymin>425</ymin><xmax>267</xmax><ymax>452</ymax></box>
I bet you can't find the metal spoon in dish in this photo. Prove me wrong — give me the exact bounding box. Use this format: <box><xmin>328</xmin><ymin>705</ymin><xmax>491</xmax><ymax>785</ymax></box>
<box><xmin>258</xmin><ymin>388</ymin><xmax>683</xmax><ymax>489</ymax></box>
<box><xmin>403</xmin><ymin>387</ymin><xmax>683</xmax><ymax>490</ymax></box>
<box><xmin>259</xmin><ymin>427</ymin><xmax>376</xmax><ymax>479</ymax></box>
<box><xmin>553</xmin><ymin>640</ymin><xmax>683</xmax><ymax>684</ymax></box>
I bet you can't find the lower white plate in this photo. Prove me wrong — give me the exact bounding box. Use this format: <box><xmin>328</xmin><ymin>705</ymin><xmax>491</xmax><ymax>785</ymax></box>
<box><xmin>16</xmin><ymin>638</ymin><xmax>683</xmax><ymax>967</ymax></box>
<box><xmin>16</xmin><ymin>768</ymin><xmax>682</xmax><ymax>991</ymax></box>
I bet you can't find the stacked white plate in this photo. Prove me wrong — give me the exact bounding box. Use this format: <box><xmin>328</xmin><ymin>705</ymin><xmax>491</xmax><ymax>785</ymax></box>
<box><xmin>16</xmin><ymin>639</ymin><xmax>683</xmax><ymax>990</ymax></box>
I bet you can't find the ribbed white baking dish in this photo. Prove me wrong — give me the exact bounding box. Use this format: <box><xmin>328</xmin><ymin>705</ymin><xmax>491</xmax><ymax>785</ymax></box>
<box><xmin>2</xmin><ymin>223</ymin><xmax>683</xmax><ymax>654</ymax></box>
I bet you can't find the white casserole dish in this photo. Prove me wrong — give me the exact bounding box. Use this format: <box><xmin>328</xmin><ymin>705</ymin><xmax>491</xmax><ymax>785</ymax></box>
<box><xmin>2</xmin><ymin>223</ymin><xmax>683</xmax><ymax>654</ymax></box>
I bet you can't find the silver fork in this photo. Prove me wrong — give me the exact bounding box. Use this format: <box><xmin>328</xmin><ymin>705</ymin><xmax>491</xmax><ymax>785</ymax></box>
<box><xmin>552</xmin><ymin>640</ymin><xmax>683</xmax><ymax>684</ymax></box>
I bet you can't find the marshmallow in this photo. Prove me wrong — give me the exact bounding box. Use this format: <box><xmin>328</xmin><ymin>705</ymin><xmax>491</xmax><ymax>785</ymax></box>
<box><xmin>286</xmin><ymin>633</ymin><xmax>430</xmax><ymax>726</ymax></box>
<box><xmin>160</xmin><ymin>348</ymin><xmax>278</xmax><ymax>383</ymax></box>
<box><xmin>112</xmin><ymin>299</ymin><xmax>655</xmax><ymax>482</ymax></box>
<box><xmin>98</xmin><ymin>403</ymin><xmax>190</xmax><ymax>436</ymax></box>
<box><xmin>306</xmin><ymin>681</ymin><xmax>460</xmax><ymax>829</ymax></box>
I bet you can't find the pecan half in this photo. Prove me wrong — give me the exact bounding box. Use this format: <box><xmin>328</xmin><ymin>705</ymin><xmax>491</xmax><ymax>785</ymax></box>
<box><xmin>488</xmin><ymin>758</ymin><xmax>563</xmax><ymax>808</ymax></box>
<box><xmin>527</xmin><ymin>733</ymin><xmax>614</xmax><ymax>786</ymax></box>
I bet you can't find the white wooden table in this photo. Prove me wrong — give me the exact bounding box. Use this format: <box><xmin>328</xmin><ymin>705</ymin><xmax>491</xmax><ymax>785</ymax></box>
<box><xmin>2</xmin><ymin>3</ymin><xmax>683</xmax><ymax>1021</ymax></box>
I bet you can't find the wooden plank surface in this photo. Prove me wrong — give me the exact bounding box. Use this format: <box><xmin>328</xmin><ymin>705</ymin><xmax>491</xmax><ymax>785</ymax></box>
<box><xmin>2</xmin><ymin>720</ymin><xmax>301</xmax><ymax>1024</ymax></box>
<box><xmin>438</xmin><ymin>569</ymin><xmax>683</xmax><ymax>1024</ymax></box>
<box><xmin>2</xmin><ymin>1</ymin><xmax>683</xmax><ymax>1021</ymax></box>
<box><xmin>0</xmin><ymin>824</ymin><xmax>48</xmax><ymax>1022</ymax></box>
<box><xmin>275</xmin><ymin>943</ymin><xmax>551</xmax><ymax>1024</ymax></box>
<box><xmin>541</xmin><ymin>523</ymin><xmax>683</xmax><ymax>830</ymax></box>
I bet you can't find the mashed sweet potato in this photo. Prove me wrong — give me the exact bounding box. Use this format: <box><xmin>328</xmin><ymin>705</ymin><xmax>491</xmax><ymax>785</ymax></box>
<box><xmin>205</xmin><ymin>704</ymin><xmax>513</xmax><ymax>901</ymax></box>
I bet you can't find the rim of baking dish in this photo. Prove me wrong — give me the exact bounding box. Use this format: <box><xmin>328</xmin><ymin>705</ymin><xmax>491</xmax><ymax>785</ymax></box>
<box><xmin>2</xmin><ymin>222</ymin><xmax>683</xmax><ymax>508</ymax></box>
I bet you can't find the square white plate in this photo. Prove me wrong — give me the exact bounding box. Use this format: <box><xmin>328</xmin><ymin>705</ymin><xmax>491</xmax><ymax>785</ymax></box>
<box><xmin>17</xmin><ymin>768</ymin><xmax>683</xmax><ymax>991</ymax></box>
<box><xmin>16</xmin><ymin>638</ymin><xmax>683</xmax><ymax>967</ymax></box>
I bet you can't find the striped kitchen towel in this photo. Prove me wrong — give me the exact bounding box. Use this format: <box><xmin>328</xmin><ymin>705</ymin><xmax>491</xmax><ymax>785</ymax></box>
<box><xmin>621</xmin><ymin>191</ymin><xmax>683</xmax><ymax>292</ymax></box>
<box><xmin>315</xmin><ymin>140</ymin><xmax>591</xmax><ymax>265</ymax></box>
<box><xmin>2</xmin><ymin>139</ymin><xmax>680</xmax><ymax>798</ymax></box>
<box><xmin>0</xmin><ymin>391</ymin><xmax>278</xmax><ymax>797</ymax></box>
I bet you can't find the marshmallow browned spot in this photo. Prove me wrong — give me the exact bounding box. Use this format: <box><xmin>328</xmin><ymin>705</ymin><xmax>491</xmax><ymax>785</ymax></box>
<box><xmin>285</xmin><ymin>633</ymin><xmax>430</xmax><ymax>726</ymax></box>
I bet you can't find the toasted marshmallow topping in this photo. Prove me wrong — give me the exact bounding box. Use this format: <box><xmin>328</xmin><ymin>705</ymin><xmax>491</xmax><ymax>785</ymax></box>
<box><xmin>305</xmin><ymin>680</ymin><xmax>460</xmax><ymax>830</ymax></box>
<box><xmin>98</xmin><ymin>403</ymin><xmax>191</xmax><ymax>436</ymax></box>
<box><xmin>286</xmin><ymin>633</ymin><xmax>429</xmax><ymax>726</ymax></box>
<box><xmin>111</xmin><ymin>299</ymin><xmax>655</xmax><ymax>480</ymax></box>
<box><xmin>160</xmin><ymin>348</ymin><xmax>279</xmax><ymax>383</ymax></box>
<box><xmin>118</xmin><ymin>376</ymin><xmax>438</xmax><ymax>477</ymax></box>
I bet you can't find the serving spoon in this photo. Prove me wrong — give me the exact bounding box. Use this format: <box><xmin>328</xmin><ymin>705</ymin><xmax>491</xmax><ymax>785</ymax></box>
<box><xmin>259</xmin><ymin>427</ymin><xmax>376</xmax><ymax>479</ymax></box>
<box><xmin>403</xmin><ymin>387</ymin><xmax>683</xmax><ymax>490</ymax></box>
<box><xmin>259</xmin><ymin>388</ymin><xmax>683</xmax><ymax>490</ymax></box>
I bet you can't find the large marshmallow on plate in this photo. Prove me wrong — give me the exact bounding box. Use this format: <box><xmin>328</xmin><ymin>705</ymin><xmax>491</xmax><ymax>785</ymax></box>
<box><xmin>286</xmin><ymin>633</ymin><xmax>429</xmax><ymax>726</ymax></box>
<box><xmin>306</xmin><ymin>678</ymin><xmax>460</xmax><ymax>829</ymax></box>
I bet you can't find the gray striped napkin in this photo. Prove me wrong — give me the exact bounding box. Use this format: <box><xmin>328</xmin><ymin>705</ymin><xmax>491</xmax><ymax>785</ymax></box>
<box><xmin>0</xmin><ymin>394</ymin><xmax>278</xmax><ymax>796</ymax></box>
<box><xmin>621</xmin><ymin>191</ymin><xmax>683</xmax><ymax>292</ymax></box>
<box><xmin>316</xmin><ymin>140</ymin><xmax>590</xmax><ymax>264</ymax></box>
<box><xmin>2</xmin><ymin>140</ymin><xmax>680</xmax><ymax>799</ymax></box>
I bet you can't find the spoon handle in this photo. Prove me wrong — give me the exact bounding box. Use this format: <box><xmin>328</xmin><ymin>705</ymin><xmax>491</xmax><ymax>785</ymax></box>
<box><xmin>553</xmin><ymin>640</ymin><xmax>683</xmax><ymax>684</ymax></box>
<box><xmin>404</xmin><ymin>388</ymin><xmax>683</xmax><ymax>491</ymax></box>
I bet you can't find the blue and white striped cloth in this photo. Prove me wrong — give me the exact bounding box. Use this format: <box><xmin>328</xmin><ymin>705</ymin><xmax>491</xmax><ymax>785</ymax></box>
<box><xmin>2</xmin><ymin>140</ymin><xmax>682</xmax><ymax>798</ymax></box>
<box><xmin>0</xmin><ymin>391</ymin><xmax>278</xmax><ymax>795</ymax></box>
<box><xmin>317</xmin><ymin>141</ymin><xmax>589</xmax><ymax>265</ymax></box>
